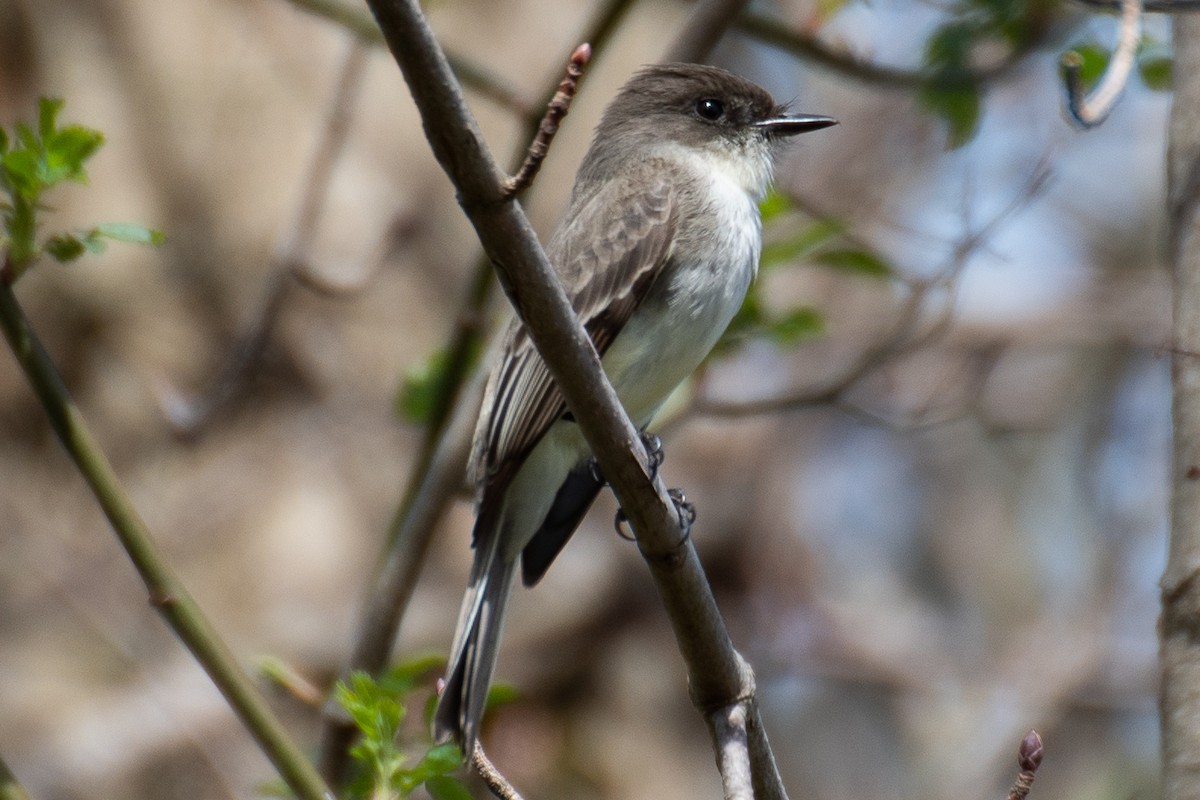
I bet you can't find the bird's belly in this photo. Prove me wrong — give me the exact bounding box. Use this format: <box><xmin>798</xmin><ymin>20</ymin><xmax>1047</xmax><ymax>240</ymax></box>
<box><xmin>601</xmin><ymin>256</ymin><xmax>753</xmax><ymax>426</ymax></box>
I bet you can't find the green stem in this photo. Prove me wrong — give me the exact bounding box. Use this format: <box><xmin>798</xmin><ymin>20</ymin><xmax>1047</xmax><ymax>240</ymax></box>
<box><xmin>0</xmin><ymin>754</ymin><xmax>33</xmax><ymax>800</ymax></box>
<box><xmin>0</xmin><ymin>274</ymin><xmax>334</xmax><ymax>800</ymax></box>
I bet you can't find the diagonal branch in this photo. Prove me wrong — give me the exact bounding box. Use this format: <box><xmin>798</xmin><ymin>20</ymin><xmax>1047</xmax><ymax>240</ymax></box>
<box><xmin>360</xmin><ymin>0</ymin><xmax>789</xmax><ymax>796</ymax></box>
<box><xmin>0</xmin><ymin>265</ymin><xmax>334</xmax><ymax>800</ymax></box>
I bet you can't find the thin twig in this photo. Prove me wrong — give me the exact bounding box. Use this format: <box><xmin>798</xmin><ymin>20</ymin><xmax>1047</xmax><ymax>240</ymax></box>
<box><xmin>1005</xmin><ymin>730</ymin><xmax>1044</xmax><ymax>800</ymax></box>
<box><xmin>471</xmin><ymin>743</ymin><xmax>527</xmax><ymax>800</ymax></box>
<box><xmin>711</xmin><ymin>701</ymin><xmax>754</xmax><ymax>800</ymax></box>
<box><xmin>161</xmin><ymin>39</ymin><xmax>368</xmax><ymax>438</ymax></box>
<box><xmin>1077</xmin><ymin>0</ymin><xmax>1200</xmax><ymax>9</ymax></box>
<box><xmin>0</xmin><ymin>264</ymin><xmax>334</xmax><ymax>800</ymax></box>
<box><xmin>693</xmin><ymin>160</ymin><xmax>1051</xmax><ymax>420</ymax></box>
<box><xmin>503</xmin><ymin>43</ymin><xmax>592</xmax><ymax>198</ymax></box>
<box><xmin>736</xmin><ymin>11</ymin><xmax>1040</xmax><ymax>91</ymax></box>
<box><xmin>1062</xmin><ymin>0</ymin><xmax>1142</xmax><ymax>129</ymax></box>
<box><xmin>283</xmin><ymin>0</ymin><xmax>534</xmax><ymax>112</ymax></box>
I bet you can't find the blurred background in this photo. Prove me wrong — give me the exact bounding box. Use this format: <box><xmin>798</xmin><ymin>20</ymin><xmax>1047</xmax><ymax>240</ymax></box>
<box><xmin>0</xmin><ymin>0</ymin><xmax>1171</xmax><ymax>798</ymax></box>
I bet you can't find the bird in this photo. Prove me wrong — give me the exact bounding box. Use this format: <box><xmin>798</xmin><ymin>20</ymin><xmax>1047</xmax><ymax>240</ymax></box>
<box><xmin>434</xmin><ymin>62</ymin><xmax>836</xmax><ymax>751</ymax></box>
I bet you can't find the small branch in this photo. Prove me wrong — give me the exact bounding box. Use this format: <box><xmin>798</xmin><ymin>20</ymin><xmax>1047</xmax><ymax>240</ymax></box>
<box><xmin>1077</xmin><ymin>0</ymin><xmax>1200</xmax><ymax>10</ymax></box>
<box><xmin>711</xmin><ymin>702</ymin><xmax>754</xmax><ymax>800</ymax></box>
<box><xmin>0</xmin><ymin>265</ymin><xmax>333</xmax><ymax>800</ymax></box>
<box><xmin>1062</xmin><ymin>0</ymin><xmax>1142</xmax><ymax>129</ymax></box>
<box><xmin>162</xmin><ymin>39</ymin><xmax>368</xmax><ymax>438</ymax></box>
<box><xmin>471</xmin><ymin>742</ymin><xmax>527</xmax><ymax>800</ymax></box>
<box><xmin>692</xmin><ymin>160</ymin><xmax>1050</xmax><ymax>421</ymax></box>
<box><xmin>736</xmin><ymin>12</ymin><xmax>1035</xmax><ymax>92</ymax></box>
<box><xmin>283</xmin><ymin>0</ymin><xmax>534</xmax><ymax>113</ymax></box>
<box><xmin>1005</xmin><ymin>730</ymin><xmax>1044</xmax><ymax>800</ymax></box>
<box><xmin>502</xmin><ymin>43</ymin><xmax>591</xmax><ymax>198</ymax></box>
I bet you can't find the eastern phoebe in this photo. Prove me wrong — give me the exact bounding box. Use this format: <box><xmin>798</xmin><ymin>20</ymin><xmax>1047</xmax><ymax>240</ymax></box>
<box><xmin>435</xmin><ymin>62</ymin><xmax>835</xmax><ymax>749</ymax></box>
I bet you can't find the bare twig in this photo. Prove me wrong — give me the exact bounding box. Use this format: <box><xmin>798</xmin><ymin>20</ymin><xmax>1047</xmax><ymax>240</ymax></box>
<box><xmin>693</xmin><ymin>160</ymin><xmax>1051</xmax><ymax>421</ymax></box>
<box><xmin>1006</xmin><ymin>730</ymin><xmax>1044</xmax><ymax>800</ymax></box>
<box><xmin>1062</xmin><ymin>0</ymin><xmax>1142</xmax><ymax>129</ymax></box>
<box><xmin>502</xmin><ymin>44</ymin><xmax>592</xmax><ymax>198</ymax></box>
<box><xmin>711</xmin><ymin>701</ymin><xmax>754</xmax><ymax>800</ymax></box>
<box><xmin>471</xmin><ymin>743</ymin><xmax>527</xmax><ymax>800</ymax></box>
<box><xmin>1077</xmin><ymin>0</ymin><xmax>1200</xmax><ymax>10</ymax></box>
<box><xmin>284</xmin><ymin>0</ymin><xmax>534</xmax><ymax>112</ymax></box>
<box><xmin>736</xmin><ymin>11</ymin><xmax>1039</xmax><ymax>91</ymax></box>
<box><xmin>0</xmin><ymin>263</ymin><xmax>334</xmax><ymax>800</ymax></box>
<box><xmin>162</xmin><ymin>39</ymin><xmax>368</xmax><ymax>438</ymax></box>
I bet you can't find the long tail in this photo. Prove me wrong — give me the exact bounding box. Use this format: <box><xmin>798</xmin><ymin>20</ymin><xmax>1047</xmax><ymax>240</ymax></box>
<box><xmin>433</xmin><ymin>539</ymin><xmax>517</xmax><ymax>752</ymax></box>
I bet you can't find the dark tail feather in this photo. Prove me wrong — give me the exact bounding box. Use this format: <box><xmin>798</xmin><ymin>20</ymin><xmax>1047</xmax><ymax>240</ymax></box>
<box><xmin>434</xmin><ymin>545</ymin><xmax>517</xmax><ymax>752</ymax></box>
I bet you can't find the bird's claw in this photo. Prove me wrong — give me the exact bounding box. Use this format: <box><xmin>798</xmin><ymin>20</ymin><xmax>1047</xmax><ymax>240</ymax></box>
<box><xmin>613</xmin><ymin>487</ymin><xmax>696</xmax><ymax>543</ymax></box>
<box><xmin>641</xmin><ymin>431</ymin><xmax>664</xmax><ymax>478</ymax></box>
<box><xmin>667</xmin><ymin>487</ymin><xmax>696</xmax><ymax>540</ymax></box>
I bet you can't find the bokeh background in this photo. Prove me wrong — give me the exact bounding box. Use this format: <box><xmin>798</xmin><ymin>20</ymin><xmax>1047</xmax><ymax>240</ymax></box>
<box><xmin>0</xmin><ymin>0</ymin><xmax>1171</xmax><ymax>798</ymax></box>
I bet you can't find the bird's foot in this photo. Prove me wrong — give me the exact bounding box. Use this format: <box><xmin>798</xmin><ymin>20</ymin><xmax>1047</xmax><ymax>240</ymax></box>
<box><xmin>587</xmin><ymin>431</ymin><xmax>663</xmax><ymax>486</ymax></box>
<box><xmin>641</xmin><ymin>431</ymin><xmax>664</xmax><ymax>478</ymax></box>
<box><xmin>613</xmin><ymin>486</ymin><xmax>696</xmax><ymax>543</ymax></box>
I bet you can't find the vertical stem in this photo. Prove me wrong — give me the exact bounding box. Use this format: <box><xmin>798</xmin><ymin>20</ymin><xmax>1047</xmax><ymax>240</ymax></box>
<box><xmin>1163</xmin><ymin>17</ymin><xmax>1200</xmax><ymax>800</ymax></box>
<box><xmin>0</xmin><ymin>277</ymin><xmax>333</xmax><ymax>800</ymax></box>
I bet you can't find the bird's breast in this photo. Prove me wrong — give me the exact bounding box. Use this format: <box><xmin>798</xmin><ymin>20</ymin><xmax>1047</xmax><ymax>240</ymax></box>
<box><xmin>601</xmin><ymin>173</ymin><xmax>760</xmax><ymax>425</ymax></box>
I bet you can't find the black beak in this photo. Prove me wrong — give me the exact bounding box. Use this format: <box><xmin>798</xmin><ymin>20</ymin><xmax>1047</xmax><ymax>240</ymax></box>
<box><xmin>754</xmin><ymin>114</ymin><xmax>838</xmax><ymax>137</ymax></box>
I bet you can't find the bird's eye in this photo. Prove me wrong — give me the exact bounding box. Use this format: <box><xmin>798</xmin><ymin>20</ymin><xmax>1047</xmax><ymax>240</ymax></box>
<box><xmin>696</xmin><ymin>98</ymin><xmax>724</xmax><ymax>121</ymax></box>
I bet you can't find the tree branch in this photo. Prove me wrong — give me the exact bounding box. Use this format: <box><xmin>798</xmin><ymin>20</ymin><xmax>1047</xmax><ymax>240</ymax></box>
<box><xmin>0</xmin><ymin>266</ymin><xmax>333</xmax><ymax>800</ymax></box>
<box><xmin>1062</xmin><ymin>0</ymin><xmax>1142</xmax><ymax>129</ymax></box>
<box><xmin>359</xmin><ymin>0</ymin><xmax>788</xmax><ymax>796</ymax></box>
<box><xmin>314</xmin><ymin>0</ymin><xmax>641</xmax><ymax>786</ymax></box>
<box><xmin>735</xmin><ymin>12</ymin><xmax>1034</xmax><ymax>91</ymax></box>
<box><xmin>160</xmin><ymin>39</ymin><xmax>369</xmax><ymax>438</ymax></box>
<box><xmin>1162</xmin><ymin>16</ymin><xmax>1200</xmax><ymax>800</ymax></box>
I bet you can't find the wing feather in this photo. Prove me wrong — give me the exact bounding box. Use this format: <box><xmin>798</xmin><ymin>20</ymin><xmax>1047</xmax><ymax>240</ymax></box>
<box><xmin>469</xmin><ymin>172</ymin><xmax>677</xmax><ymax>525</ymax></box>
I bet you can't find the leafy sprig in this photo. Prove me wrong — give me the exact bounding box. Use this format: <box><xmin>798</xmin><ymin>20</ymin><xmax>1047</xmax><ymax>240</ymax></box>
<box><xmin>0</xmin><ymin>97</ymin><xmax>164</xmax><ymax>279</ymax></box>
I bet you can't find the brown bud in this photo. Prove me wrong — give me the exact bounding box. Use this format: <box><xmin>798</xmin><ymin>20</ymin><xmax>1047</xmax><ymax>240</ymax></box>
<box><xmin>1018</xmin><ymin>729</ymin><xmax>1044</xmax><ymax>772</ymax></box>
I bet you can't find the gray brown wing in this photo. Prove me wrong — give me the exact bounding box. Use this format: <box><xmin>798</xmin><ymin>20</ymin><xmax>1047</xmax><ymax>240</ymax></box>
<box><xmin>471</xmin><ymin>174</ymin><xmax>677</xmax><ymax>505</ymax></box>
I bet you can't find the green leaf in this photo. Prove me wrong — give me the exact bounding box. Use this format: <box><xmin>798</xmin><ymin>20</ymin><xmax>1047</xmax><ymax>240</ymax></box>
<box><xmin>44</xmin><ymin>233</ymin><xmax>88</xmax><ymax>262</ymax></box>
<box><xmin>758</xmin><ymin>188</ymin><xmax>792</xmax><ymax>223</ymax></box>
<box><xmin>769</xmin><ymin>307</ymin><xmax>824</xmax><ymax>345</ymax></box>
<box><xmin>812</xmin><ymin>247</ymin><xmax>891</xmax><ymax>278</ymax></box>
<box><xmin>38</xmin><ymin>97</ymin><xmax>63</xmax><ymax>140</ymax></box>
<box><xmin>1062</xmin><ymin>42</ymin><xmax>1110</xmax><ymax>89</ymax></box>
<box><xmin>919</xmin><ymin>85</ymin><xmax>981</xmax><ymax>149</ymax></box>
<box><xmin>93</xmin><ymin>222</ymin><xmax>166</xmax><ymax>246</ymax></box>
<box><xmin>425</xmin><ymin>775</ymin><xmax>474</xmax><ymax>800</ymax></box>
<box><xmin>44</xmin><ymin>125</ymin><xmax>103</xmax><ymax>184</ymax></box>
<box><xmin>417</xmin><ymin>742</ymin><xmax>464</xmax><ymax>776</ymax></box>
<box><xmin>397</xmin><ymin>349</ymin><xmax>449</xmax><ymax>423</ymax></box>
<box><xmin>484</xmin><ymin>682</ymin><xmax>519</xmax><ymax>711</ymax></box>
<box><xmin>3</xmin><ymin>147</ymin><xmax>41</xmax><ymax>196</ymax></box>
<box><xmin>379</xmin><ymin>653</ymin><xmax>445</xmax><ymax>696</ymax></box>
<box><xmin>760</xmin><ymin>218</ymin><xmax>843</xmax><ymax>268</ymax></box>
<box><xmin>1138</xmin><ymin>55</ymin><xmax>1172</xmax><ymax>91</ymax></box>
